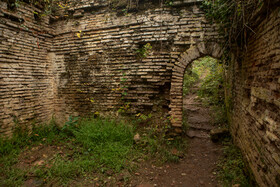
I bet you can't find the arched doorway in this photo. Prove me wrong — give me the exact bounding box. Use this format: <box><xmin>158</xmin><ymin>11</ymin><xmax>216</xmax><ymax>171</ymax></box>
<box><xmin>169</xmin><ymin>42</ymin><xmax>223</xmax><ymax>130</ymax></box>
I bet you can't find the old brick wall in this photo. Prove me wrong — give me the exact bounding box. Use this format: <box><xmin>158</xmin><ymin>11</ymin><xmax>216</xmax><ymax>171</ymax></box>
<box><xmin>227</xmin><ymin>7</ymin><xmax>280</xmax><ymax>186</ymax></box>
<box><xmin>0</xmin><ymin>1</ymin><xmax>54</xmax><ymax>135</ymax></box>
<box><xmin>49</xmin><ymin>0</ymin><xmax>218</xmax><ymax>122</ymax></box>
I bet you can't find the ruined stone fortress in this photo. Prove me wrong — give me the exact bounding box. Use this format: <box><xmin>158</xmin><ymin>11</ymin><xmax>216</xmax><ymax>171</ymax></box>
<box><xmin>0</xmin><ymin>0</ymin><xmax>279</xmax><ymax>186</ymax></box>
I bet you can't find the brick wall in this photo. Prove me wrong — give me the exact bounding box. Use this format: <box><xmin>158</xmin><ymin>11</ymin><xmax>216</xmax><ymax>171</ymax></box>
<box><xmin>0</xmin><ymin>1</ymin><xmax>54</xmax><ymax>136</ymax></box>
<box><xmin>228</xmin><ymin>7</ymin><xmax>280</xmax><ymax>186</ymax></box>
<box><xmin>49</xmin><ymin>0</ymin><xmax>218</xmax><ymax>122</ymax></box>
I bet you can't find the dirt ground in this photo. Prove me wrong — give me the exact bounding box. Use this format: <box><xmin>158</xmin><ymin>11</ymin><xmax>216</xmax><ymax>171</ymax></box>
<box><xmin>130</xmin><ymin>91</ymin><xmax>223</xmax><ymax>187</ymax></box>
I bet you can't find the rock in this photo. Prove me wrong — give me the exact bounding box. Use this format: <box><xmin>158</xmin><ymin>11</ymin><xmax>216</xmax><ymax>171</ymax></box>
<box><xmin>106</xmin><ymin>169</ymin><xmax>114</xmax><ymax>176</ymax></box>
<box><xmin>73</xmin><ymin>10</ymin><xmax>84</xmax><ymax>18</ymax></box>
<box><xmin>174</xmin><ymin>128</ymin><xmax>183</xmax><ymax>134</ymax></box>
<box><xmin>210</xmin><ymin>127</ymin><xmax>230</xmax><ymax>142</ymax></box>
<box><xmin>33</xmin><ymin>160</ymin><xmax>44</xmax><ymax>166</ymax></box>
<box><xmin>24</xmin><ymin>178</ymin><xmax>44</xmax><ymax>187</ymax></box>
<box><xmin>186</xmin><ymin>130</ymin><xmax>209</xmax><ymax>139</ymax></box>
<box><xmin>136</xmin><ymin>184</ymin><xmax>153</xmax><ymax>187</ymax></box>
<box><xmin>171</xmin><ymin>148</ymin><xmax>178</xmax><ymax>156</ymax></box>
<box><xmin>171</xmin><ymin>148</ymin><xmax>184</xmax><ymax>158</ymax></box>
<box><xmin>134</xmin><ymin>133</ymin><xmax>141</xmax><ymax>142</ymax></box>
<box><xmin>232</xmin><ymin>184</ymin><xmax>240</xmax><ymax>187</ymax></box>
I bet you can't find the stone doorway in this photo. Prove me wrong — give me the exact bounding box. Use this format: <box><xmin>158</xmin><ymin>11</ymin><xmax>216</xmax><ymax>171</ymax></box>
<box><xmin>169</xmin><ymin>42</ymin><xmax>223</xmax><ymax>131</ymax></box>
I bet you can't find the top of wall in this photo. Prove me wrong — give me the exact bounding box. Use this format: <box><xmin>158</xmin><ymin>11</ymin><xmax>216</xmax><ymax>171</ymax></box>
<box><xmin>50</xmin><ymin>0</ymin><xmax>204</xmax><ymax>25</ymax></box>
<box><xmin>0</xmin><ymin>1</ymin><xmax>54</xmax><ymax>36</ymax></box>
<box><xmin>64</xmin><ymin>0</ymin><xmax>203</xmax><ymax>11</ymax></box>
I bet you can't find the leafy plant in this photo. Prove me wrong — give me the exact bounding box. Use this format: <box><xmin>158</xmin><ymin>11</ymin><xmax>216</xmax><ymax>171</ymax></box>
<box><xmin>217</xmin><ymin>138</ymin><xmax>252</xmax><ymax>186</ymax></box>
<box><xmin>122</xmin><ymin>8</ymin><xmax>131</xmax><ymax>16</ymax></box>
<box><xmin>134</xmin><ymin>123</ymin><xmax>187</xmax><ymax>164</ymax></box>
<box><xmin>62</xmin><ymin>116</ymin><xmax>79</xmax><ymax>136</ymax></box>
<box><xmin>136</xmin><ymin>43</ymin><xmax>152</xmax><ymax>59</ymax></box>
<box><xmin>183</xmin><ymin>68</ymin><xmax>199</xmax><ymax>96</ymax></box>
<box><xmin>195</xmin><ymin>57</ymin><xmax>227</xmax><ymax>125</ymax></box>
<box><xmin>201</xmin><ymin>0</ymin><xmax>265</xmax><ymax>51</ymax></box>
<box><xmin>165</xmin><ymin>0</ymin><xmax>174</xmax><ymax>7</ymax></box>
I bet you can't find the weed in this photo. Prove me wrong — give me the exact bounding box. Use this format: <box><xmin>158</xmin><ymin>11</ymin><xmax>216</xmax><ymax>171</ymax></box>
<box><xmin>134</xmin><ymin>123</ymin><xmax>187</xmax><ymax>164</ymax></box>
<box><xmin>0</xmin><ymin>115</ymin><xmax>187</xmax><ymax>186</ymax></box>
<box><xmin>183</xmin><ymin>68</ymin><xmax>199</xmax><ymax>96</ymax></box>
<box><xmin>136</xmin><ymin>43</ymin><xmax>152</xmax><ymax>59</ymax></box>
<box><xmin>165</xmin><ymin>0</ymin><xmax>174</xmax><ymax>7</ymax></box>
<box><xmin>61</xmin><ymin>115</ymin><xmax>79</xmax><ymax>136</ymax></box>
<box><xmin>122</xmin><ymin>8</ymin><xmax>131</xmax><ymax>16</ymax></box>
<box><xmin>217</xmin><ymin>138</ymin><xmax>252</xmax><ymax>186</ymax></box>
<box><xmin>72</xmin><ymin>117</ymin><xmax>135</xmax><ymax>172</ymax></box>
<box><xmin>0</xmin><ymin>121</ymin><xmax>62</xmax><ymax>186</ymax></box>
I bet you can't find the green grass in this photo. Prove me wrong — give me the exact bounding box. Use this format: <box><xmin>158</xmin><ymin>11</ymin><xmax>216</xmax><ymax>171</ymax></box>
<box><xmin>135</xmin><ymin>124</ymin><xmax>187</xmax><ymax>164</ymax></box>
<box><xmin>218</xmin><ymin>138</ymin><xmax>252</xmax><ymax>187</ymax></box>
<box><xmin>0</xmin><ymin>116</ymin><xmax>186</xmax><ymax>186</ymax></box>
<box><xmin>72</xmin><ymin>117</ymin><xmax>135</xmax><ymax>172</ymax></box>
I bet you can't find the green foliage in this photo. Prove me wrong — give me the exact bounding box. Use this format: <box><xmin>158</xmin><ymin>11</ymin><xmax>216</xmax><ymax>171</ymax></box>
<box><xmin>30</xmin><ymin>118</ymin><xmax>134</xmax><ymax>184</ymax></box>
<box><xmin>0</xmin><ymin>167</ymin><xmax>27</xmax><ymax>186</ymax></box>
<box><xmin>183</xmin><ymin>56</ymin><xmax>227</xmax><ymax>125</ymax></box>
<box><xmin>165</xmin><ymin>0</ymin><xmax>174</xmax><ymax>7</ymax></box>
<box><xmin>183</xmin><ymin>56</ymin><xmax>218</xmax><ymax>96</ymax></box>
<box><xmin>122</xmin><ymin>8</ymin><xmax>131</xmax><ymax>16</ymax></box>
<box><xmin>61</xmin><ymin>116</ymin><xmax>79</xmax><ymax>136</ymax></box>
<box><xmin>197</xmin><ymin>57</ymin><xmax>227</xmax><ymax>125</ymax></box>
<box><xmin>201</xmin><ymin>0</ymin><xmax>264</xmax><ymax>49</ymax></box>
<box><xmin>72</xmin><ymin>117</ymin><xmax>135</xmax><ymax>172</ymax></box>
<box><xmin>183</xmin><ymin>67</ymin><xmax>199</xmax><ymax>96</ymax></box>
<box><xmin>136</xmin><ymin>43</ymin><xmax>152</xmax><ymax>59</ymax></box>
<box><xmin>117</xmin><ymin>72</ymin><xmax>130</xmax><ymax>113</ymax></box>
<box><xmin>0</xmin><ymin>122</ymin><xmax>60</xmax><ymax>156</ymax></box>
<box><xmin>136</xmin><ymin>113</ymin><xmax>152</xmax><ymax>122</ymax></box>
<box><xmin>0</xmin><ymin>115</ymin><xmax>187</xmax><ymax>186</ymax></box>
<box><xmin>0</xmin><ymin>121</ymin><xmax>61</xmax><ymax>186</ymax></box>
<box><xmin>6</xmin><ymin>0</ymin><xmax>55</xmax><ymax>11</ymax></box>
<box><xmin>134</xmin><ymin>123</ymin><xmax>187</xmax><ymax>164</ymax></box>
<box><xmin>218</xmin><ymin>138</ymin><xmax>252</xmax><ymax>186</ymax></box>
<box><xmin>198</xmin><ymin>63</ymin><xmax>223</xmax><ymax>105</ymax></box>
<box><xmin>0</xmin><ymin>117</ymin><xmax>135</xmax><ymax>185</ymax></box>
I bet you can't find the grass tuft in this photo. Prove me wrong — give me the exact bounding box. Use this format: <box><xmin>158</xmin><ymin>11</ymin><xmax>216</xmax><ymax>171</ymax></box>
<box><xmin>72</xmin><ymin>117</ymin><xmax>135</xmax><ymax>172</ymax></box>
<box><xmin>217</xmin><ymin>138</ymin><xmax>252</xmax><ymax>187</ymax></box>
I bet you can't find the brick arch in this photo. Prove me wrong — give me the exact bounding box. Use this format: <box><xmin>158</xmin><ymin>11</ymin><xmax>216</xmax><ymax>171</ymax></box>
<box><xmin>169</xmin><ymin>42</ymin><xmax>223</xmax><ymax>128</ymax></box>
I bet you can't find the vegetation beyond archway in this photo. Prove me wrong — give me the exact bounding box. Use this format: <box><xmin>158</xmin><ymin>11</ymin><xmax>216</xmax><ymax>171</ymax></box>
<box><xmin>169</xmin><ymin>42</ymin><xmax>223</xmax><ymax>128</ymax></box>
<box><xmin>182</xmin><ymin>56</ymin><xmax>227</xmax><ymax>127</ymax></box>
<box><xmin>181</xmin><ymin>56</ymin><xmax>251</xmax><ymax>186</ymax></box>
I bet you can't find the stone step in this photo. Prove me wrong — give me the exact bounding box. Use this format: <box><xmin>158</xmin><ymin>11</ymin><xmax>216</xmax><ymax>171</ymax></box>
<box><xmin>188</xmin><ymin>116</ymin><xmax>211</xmax><ymax>124</ymax></box>
<box><xmin>186</xmin><ymin>129</ymin><xmax>210</xmax><ymax>139</ymax></box>
<box><xmin>184</xmin><ymin>107</ymin><xmax>200</xmax><ymax>112</ymax></box>
<box><xmin>188</xmin><ymin>123</ymin><xmax>212</xmax><ymax>131</ymax></box>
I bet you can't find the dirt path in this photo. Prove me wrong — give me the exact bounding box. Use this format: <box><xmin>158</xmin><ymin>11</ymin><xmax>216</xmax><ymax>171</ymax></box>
<box><xmin>132</xmin><ymin>86</ymin><xmax>223</xmax><ymax>187</ymax></box>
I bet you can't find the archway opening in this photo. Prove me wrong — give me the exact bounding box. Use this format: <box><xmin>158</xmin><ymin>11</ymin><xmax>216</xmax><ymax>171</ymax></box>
<box><xmin>169</xmin><ymin>42</ymin><xmax>224</xmax><ymax>130</ymax></box>
<box><xmin>182</xmin><ymin>56</ymin><xmax>227</xmax><ymax>137</ymax></box>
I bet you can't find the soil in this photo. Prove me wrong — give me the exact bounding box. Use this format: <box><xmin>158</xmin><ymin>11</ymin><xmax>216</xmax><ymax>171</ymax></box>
<box><xmin>130</xmin><ymin>86</ymin><xmax>223</xmax><ymax>187</ymax></box>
